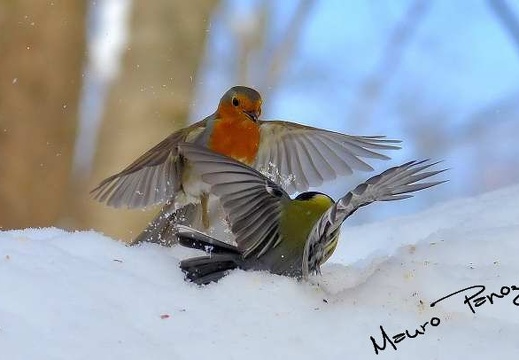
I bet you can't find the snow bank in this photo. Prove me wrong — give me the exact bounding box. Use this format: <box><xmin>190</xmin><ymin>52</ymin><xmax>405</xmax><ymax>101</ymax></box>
<box><xmin>1</xmin><ymin>185</ymin><xmax>518</xmax><ymax>359</ymax></box>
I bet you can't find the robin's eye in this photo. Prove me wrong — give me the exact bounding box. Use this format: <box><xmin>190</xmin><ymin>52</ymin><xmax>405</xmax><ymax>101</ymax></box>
<box><xmin>232</xmin><ymin>97</ymin><xmax>240</xmax><ymax>107</ymax></box>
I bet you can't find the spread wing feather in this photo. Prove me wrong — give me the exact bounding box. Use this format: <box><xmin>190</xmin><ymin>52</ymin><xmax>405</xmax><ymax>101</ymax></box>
<box><xmin>90</xmin><ymin>120</ymin><xmax>206</xmax><ymax>208</ymax></box>
<box><xmin>255</xmin><ymin>121</ymin><xmax>401</xmax><ymax>193</ymax></box>
<box><xmin>302</xmin><ymin>160</ymin><xmax>447</xmax><ymax>279</ymax></box>
<box><xmin>179</xmin><ymin>142</ymin><xmax>290</xmax><ymax>258</ymax></box>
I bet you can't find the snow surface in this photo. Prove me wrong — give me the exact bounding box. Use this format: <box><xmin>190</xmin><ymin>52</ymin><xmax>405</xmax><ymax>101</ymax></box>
<box><xmin>1</xmin><ymin>185</ymin><xmax>519</xmax><ymax>359</ymax></box>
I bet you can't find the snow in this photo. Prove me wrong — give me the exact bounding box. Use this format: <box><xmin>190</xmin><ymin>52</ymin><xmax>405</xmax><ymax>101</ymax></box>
<box><xmin>2</xmin><ymin>185</ymin><xmax>519</xmax><ymax>359</ymax></box>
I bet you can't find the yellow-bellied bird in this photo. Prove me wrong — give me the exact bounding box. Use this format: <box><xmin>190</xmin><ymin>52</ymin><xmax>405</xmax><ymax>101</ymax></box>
<box><xmin>176</xmin><ymin>143</ymin><xmax>446</xmax><ymax>285</ymax></box>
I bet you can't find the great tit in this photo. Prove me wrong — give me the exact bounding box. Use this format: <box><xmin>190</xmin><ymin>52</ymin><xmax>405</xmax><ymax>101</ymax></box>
<box><xmin>176</xmin><ymin>143</ymin><xmax>446</xmax><ymax>284</ymax></box>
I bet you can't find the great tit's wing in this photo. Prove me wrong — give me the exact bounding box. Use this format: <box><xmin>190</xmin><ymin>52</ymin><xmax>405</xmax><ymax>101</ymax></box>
<box><xmin>255</xmin><ymin>120</ymin><xmax>401</xmax><ymax>194</ymax></box>
<box><xmin>179</xmin><ymin>142</ymin><xmax>291</xmax><ymax>259</ymax></box>
<box><xmin>90</xmin><ymin>119</ymin><xmax>207</xmax><ymax>208</ymax></box>
<box><xmin>303</xmin><ymin>160</ymin><xmax>447</xmax><ymax>279</ymax></box>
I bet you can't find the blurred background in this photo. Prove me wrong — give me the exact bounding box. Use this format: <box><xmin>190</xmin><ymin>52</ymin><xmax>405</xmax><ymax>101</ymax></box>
<box><xmin>1</xmin><ymin>0</ymin><xmax>518</xmax><ymax>242</ymax></box>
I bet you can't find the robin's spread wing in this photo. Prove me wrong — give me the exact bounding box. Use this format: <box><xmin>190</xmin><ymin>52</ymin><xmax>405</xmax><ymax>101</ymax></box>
<box><xmin>255</xmin><ymin>121</ymin><xmax>401</xmax><ymax>194</ymax></box>
<box><xmin>302</xmin><ymin>160</ymin><xmax>447</xmax><ymax>279</ymax></box>
<box><xmin>179</xmin><ymin>142</ymin><xmax>291</xmax><ymax>259</ymax></box>
<box><xmin>90</xmin><ymin>120</ymin><xmax>207</xmax><ymax>208</ymax></box>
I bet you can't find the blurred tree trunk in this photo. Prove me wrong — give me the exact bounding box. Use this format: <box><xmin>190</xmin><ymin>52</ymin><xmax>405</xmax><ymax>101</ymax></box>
<box><xmin>76</xmin><ymin>0</ymin><xmax>218</xmax><ymax>241</ymax></box>
<box><xmin>0</xmin><ymin>1</ymin><xmax>85</xmax><ymax>229</ymax></box>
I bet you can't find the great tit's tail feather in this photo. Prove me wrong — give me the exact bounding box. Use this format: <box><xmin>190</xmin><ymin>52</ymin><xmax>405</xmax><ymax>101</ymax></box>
<box><xmin>177</xmin><ymin>225</ymin><xmax>242</xmax><ymax>285</ymax></box>
<box><xmin>180</xmin><ymin>254</ymin><xmax>241</xmax><ymax>285</ymax></box>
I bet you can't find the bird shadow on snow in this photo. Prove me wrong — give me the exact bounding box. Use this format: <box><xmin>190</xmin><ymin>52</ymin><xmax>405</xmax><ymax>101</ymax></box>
<box><xmin>309</xmin><ymin>253</ymin><xmax>391</xmax><ymax>297</ymax></box>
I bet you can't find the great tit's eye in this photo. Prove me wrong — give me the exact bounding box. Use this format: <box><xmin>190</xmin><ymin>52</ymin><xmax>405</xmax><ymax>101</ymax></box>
<box><xmin>232</xmin><ymin>97</ymin><xmax>240</xmax><ymax>107</ymax></box>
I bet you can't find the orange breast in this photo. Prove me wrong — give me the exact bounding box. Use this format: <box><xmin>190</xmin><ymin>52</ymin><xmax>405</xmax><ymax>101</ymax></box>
<box><xmin>209</xmin><ymin>116</ymin><xmax>260</xmax><ymax>165</ymax></box>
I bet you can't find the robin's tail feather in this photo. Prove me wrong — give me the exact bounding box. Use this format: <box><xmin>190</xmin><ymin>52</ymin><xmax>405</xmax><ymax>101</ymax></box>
<box><xmin>130</xmin><ymin>202</ymin><xmax>203</xmax><ymax>246</ymax></box>
<box><xmin>176</xmin><ymin>225</ymin><xmax>243</xmax><ymax>285</ymax></box>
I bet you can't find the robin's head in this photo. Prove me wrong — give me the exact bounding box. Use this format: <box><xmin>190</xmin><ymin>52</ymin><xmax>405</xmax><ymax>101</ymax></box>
<box><xmin>218</xmin><ymin>86</ymin><xmax>262</xmax><ymax>122</ymax></box>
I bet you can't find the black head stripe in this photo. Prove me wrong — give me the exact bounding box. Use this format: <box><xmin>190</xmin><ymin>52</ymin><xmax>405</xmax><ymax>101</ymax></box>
<box><xmin>295</xmin><ymin>191</ymin><xmax>326</xmax><ymax>201</ymax></box>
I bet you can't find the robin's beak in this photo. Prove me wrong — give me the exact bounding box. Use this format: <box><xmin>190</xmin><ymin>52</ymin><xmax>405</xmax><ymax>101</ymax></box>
<box><xmin>244</xmin><ymin>110</ymin><xmax>260</xmax><ymax>122</ymax></box>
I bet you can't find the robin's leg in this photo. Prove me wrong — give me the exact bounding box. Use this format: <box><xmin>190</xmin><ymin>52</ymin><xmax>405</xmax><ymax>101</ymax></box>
<box><xmin>201</xmin><ymin>193</ymin><xmax>210</xmax><ymax>229</ymax></box>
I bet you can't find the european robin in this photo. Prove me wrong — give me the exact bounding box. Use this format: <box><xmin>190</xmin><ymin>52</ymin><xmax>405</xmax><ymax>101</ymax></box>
<box><xmin>91</xmin><ymin>86</ymin><xmax>401</xmax><ymax>245</ymax></box>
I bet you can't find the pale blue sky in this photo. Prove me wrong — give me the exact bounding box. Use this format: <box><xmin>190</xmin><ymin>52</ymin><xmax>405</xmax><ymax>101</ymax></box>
<box><xmin>192</xmin><ymin>0</ymin><xmax>519</xmax><ymax>222</ymax></box>
<box><xmin>80</xmin><ymin>0</ymin><xmax>519</xmax><ymax>223</ymax></box>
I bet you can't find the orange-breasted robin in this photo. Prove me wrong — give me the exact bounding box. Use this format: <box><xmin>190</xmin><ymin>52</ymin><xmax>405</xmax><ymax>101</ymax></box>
<box><xmin>91</xmin><ymin>86</ymin><xmax>401</xmax><ymax>245</ymax></box>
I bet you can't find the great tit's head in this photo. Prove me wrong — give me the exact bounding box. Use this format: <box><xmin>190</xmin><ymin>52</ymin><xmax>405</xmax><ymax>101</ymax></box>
<box><xmin>295</xmin><ymin>191</ymin><xmax>334</xmax><ymax>207</ymax></box>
